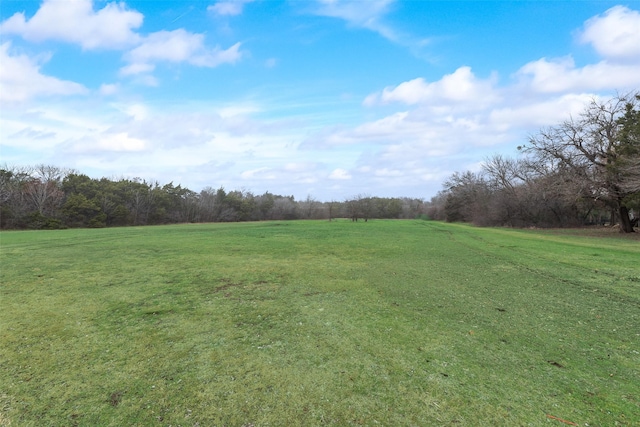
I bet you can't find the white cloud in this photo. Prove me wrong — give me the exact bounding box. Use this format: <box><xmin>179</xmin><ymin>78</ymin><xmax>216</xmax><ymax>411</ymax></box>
<box><xmin>236</xmin><ymin>163</ymin><xmax>321</xmax><ymax>187</ymax></box>
<box><xmin>349</xmin><ymin>111</ymin><xmax>414</xmax><ymax>140</ymax></box>
<box><xmin>313</xmin><ymin>0</ymin><xmax>398</xmax><ymax>41</ymax></box>
<box><xmin>217</xmin><ymin>105</ymin><xmax>261</xmax><ymax>118</ymax></box>
<box><xmin>315</xmin><ymin>0</ymin><xmax>393</xmax><ymax>25</ymax></box>
<box><xmin>95</xmin><ymin>132</ymin><xmax>147</xmax><ymax>152</ymax></box>
<box><xmin>208</xmin><ymin>0</ymin><xmax>255</xmax><ymax>17</ymax></box>
<box><xmin>329</xmin><ymin>168</ymin><xmax>352</xmax><ymax>180</ymax></box>
<box><xmin>122</xmin><ymin>29</ymin><xmax>243</xmax><ymax>75</ymax></box>
<box><xmin>126</xmin><ymin>30</ymin><xmax>204</xmax><ymax>64</ymax></box>
<box><xmin>579</xmin><ymin>5</ymin><xmax>640</xmax><ymax>62</ymax></box>
<box><xmin>1</xmin><ymin>97</ymin><xmax>312</xmax><ymax>190</ymax></box>
<box><xmin>374</xmin><ymin>168</ymin><xmax>403</xmax><ymax>177</ymax></box>
<box><xmin>123</xmin><ymin>104</ymin><xmax>150</xmax><ymax>121</ymax></box>
<box><xmin>193</xmin><ymin>42</ymin><xmax>243</xmax><ymax>67</ymax></box>
<box><xmin>132</xmin><ymin>74</ymin><xmax>160</xmax><ymax>87</ymax></box>
<box><xmin>515</xmin><ymin>56</ymin><xmax>640</xmax><ymax>93</ymax></box>
<box><xmin>488</xmin><ymin>93</ymin><xmax>595</xmax><ymax>130</ymax></box>
<box><xmin>364</xmin><ymin>67</ymin><xmax>499</xmax><ymax>107</ymax></box>
<box><xmin>98</xmin><ymin>83</ymin><xmax>119</xmax><ymax>96</ymax></box>
<box><xmin>0</xmin><ymin>0</ymin><xmax>143</xmax><ymax>50</ymax></box>
<box><xmin>241</xmin><ymin>167</ymin><xmax>275</xmax><ymax>179</ymax></box>
<box><xmin>1</xmin><ymin>101</ymin><xmax>113</xmax><ymax>164</ymax></box>
<box><xmin>284</xmin><ymin>162</ymin><xmax>316</xmax><ymax>173</ymax></box>
<box><xmin>1</xmin><ymin>1</ymin><xmax>243</xmax><ymax>82</ymax></box>
<box><xmin>311</xmin><ymin>0</ymin><xmax>432</xmax><ymax>53</ymax></box>
<box><xmin>311</xmin><ymin>56</ymin><xmax>621</xmax><ymax>179</ymax></box>
<box><xmin>0</xmin><ymin>42</ymin><xmax>87</xmax><ymax>102</ymax></box>
<box><xmin>119</xmin><ymin>62</ymin><xmax>156</xmax><ymax>76</ymax></box>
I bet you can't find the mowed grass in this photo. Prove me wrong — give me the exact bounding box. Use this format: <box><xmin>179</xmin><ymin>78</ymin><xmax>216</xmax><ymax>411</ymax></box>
<box><xmin>1</xmin><ymin>220</ymin><xmax>638</xmax><ymax>426</ymax></box>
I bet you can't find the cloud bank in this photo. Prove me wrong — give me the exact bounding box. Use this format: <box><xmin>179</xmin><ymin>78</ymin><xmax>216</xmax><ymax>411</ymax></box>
<box><xmin>1</xmin><ymin>2</ymin><xmax>639</xmax><ymax>200</ymax></box>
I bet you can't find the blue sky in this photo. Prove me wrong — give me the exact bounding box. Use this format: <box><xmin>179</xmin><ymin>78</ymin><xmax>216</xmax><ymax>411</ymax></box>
<box><xmin>2</xmin><ymin>1</ymin><xmax>640</xmax><ymax>201</ymax></box>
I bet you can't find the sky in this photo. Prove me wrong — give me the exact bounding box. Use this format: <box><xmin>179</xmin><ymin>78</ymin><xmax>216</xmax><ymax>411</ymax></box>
<box><xmin>1</xmin><ymin>0</ymin><xmax>640</xmax><ymax>201</ymax></box>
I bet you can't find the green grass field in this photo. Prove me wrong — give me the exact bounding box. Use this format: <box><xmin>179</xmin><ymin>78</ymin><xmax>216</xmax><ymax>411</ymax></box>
<box><xmin>1</xmin><ymin>220</ymin><xmax>639</xmax><ymax>426</ymax></box>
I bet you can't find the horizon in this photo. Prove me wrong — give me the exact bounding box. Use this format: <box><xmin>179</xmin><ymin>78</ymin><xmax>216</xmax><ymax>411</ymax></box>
<box><xmin>1</xmin><ymin>0</ymin><xmax>640</xmax><ymax>201</ymax></box>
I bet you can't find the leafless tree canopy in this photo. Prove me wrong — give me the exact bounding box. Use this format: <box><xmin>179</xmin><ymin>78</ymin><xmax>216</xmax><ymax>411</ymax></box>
<box><xmin>428</xmin><ymin>92</ymin><xmax>640</xmax><ymax>232</ymax></box>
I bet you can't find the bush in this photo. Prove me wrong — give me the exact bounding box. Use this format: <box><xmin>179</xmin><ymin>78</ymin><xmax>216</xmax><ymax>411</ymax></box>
<box><xmin>26</xmin><ymin>212</ymin><xmax>65</xmax><ymax>229</ymax></box>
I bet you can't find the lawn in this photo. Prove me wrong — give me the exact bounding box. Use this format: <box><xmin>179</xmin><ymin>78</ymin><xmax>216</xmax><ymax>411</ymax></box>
<box><xmin>1</xmin><ymin>220</ymin><xmax>638</xmax><ymax>426</ymax></box>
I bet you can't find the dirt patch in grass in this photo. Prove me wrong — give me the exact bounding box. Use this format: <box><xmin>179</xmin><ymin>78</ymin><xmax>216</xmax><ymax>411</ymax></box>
<box><xmin>108</xmin><ymin>391</ymin><xmax>124</xmax><ymax>407</ymax></box>
<box><xmin>214</xmin><ymin>278</ymin><xmax>244</xmax><ymax>293</ymax></box>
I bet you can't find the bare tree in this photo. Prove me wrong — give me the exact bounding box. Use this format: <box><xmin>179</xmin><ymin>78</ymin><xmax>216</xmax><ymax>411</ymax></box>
<box><xmin>198</xmin><ymin>187</ymin><xmax>218</xmax><ymax>222</ymax></box>
<box><xmin>270</xmin><ymin>197</ymin><xmax>298</xmax><ymax>220</ymax></box>
<box><xmin>299</xmin><ymin>194</ymin><xmax>319</xmax><ymax>219</ymax></box>
<box><xmin>357</xmin><ymin>194</ymin><xmax>375</xmax><ymax>221</ymax></box>
<box><xmin>620</xmin><ymin>157</ymin><xmax>640</xmax><ymax>193</ymax></box>
<box><xmin>327</xmin><ymin>200</ymin><xmax>339</xmax><ymax>221</ymax></box>
<box><xmin>443</xmin><ymin>171</ymin><xmax>492</xmax><ymax>224</ymax></box>
<box><xmin>346</xmin><ymin>196</ymin><xmax>361</xmax><ymax>222</ymax></box>
<box><xmin>521</xmin><ymin>93</ymin><xmax>640</xmax><ymax>232</ymax></box>
<box><xmin>617</xmin><ymin>95</ymin><xmax>640</xmax><ymax>195</ymax></box>
<box><xmin>425</xmin><ymin>192</ymin><xmax>447</xmax><ymax>221</ymax></box>
<box><xmin>23</xmin><ymin>165</ymin><xmax>69</xmax><ymax>217</ymax></box>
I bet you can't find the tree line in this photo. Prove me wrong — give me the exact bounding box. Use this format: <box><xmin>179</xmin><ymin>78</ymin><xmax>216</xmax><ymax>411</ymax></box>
<box><xmin>426</xmin><ymin>93</ymin><xmax>640</xmax><ymax>232</ymax></box>
<box><xmin>4</xmin><ymin>93</ymin><xmax>637</xmax><ymax>232</ymax></box>
<box><xmin>0</xmin><ymin>166</ymin><xmax>426</xmax><ymax>229</ymax></box>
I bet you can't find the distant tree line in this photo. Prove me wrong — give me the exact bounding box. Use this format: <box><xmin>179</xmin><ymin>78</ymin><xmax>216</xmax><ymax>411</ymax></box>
<box><xmin>0</xmin><ymin>165</ymin><xmax>426</xmax><ymax>229</ymax></box>
<box><xmin>426</xmin><ymin>92</ymin><xmax>640</xmax><ymax>233</ymax></box>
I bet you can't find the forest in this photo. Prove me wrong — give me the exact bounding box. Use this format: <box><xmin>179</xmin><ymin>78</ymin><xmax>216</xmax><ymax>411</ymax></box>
<box><xmin>426</xmin><ymin>93</ymin><xmax>640</xmax><ymax>233</ymax></box>
<box><xmin>0</xmin><ymin>165</ymin><xmax>425</xmax><ymax>229</ymax></box>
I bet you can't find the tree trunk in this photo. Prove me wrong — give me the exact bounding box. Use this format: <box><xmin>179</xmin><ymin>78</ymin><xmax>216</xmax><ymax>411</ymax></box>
<box><xmin>609</xmin><ymin>208</ymin><xmax>616</xmax><ymax>226</ymax></box>
<box><xmin>618</xmin><ymin>204</ymin><xmax>634</xmax><ymax>233</ymax></box>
